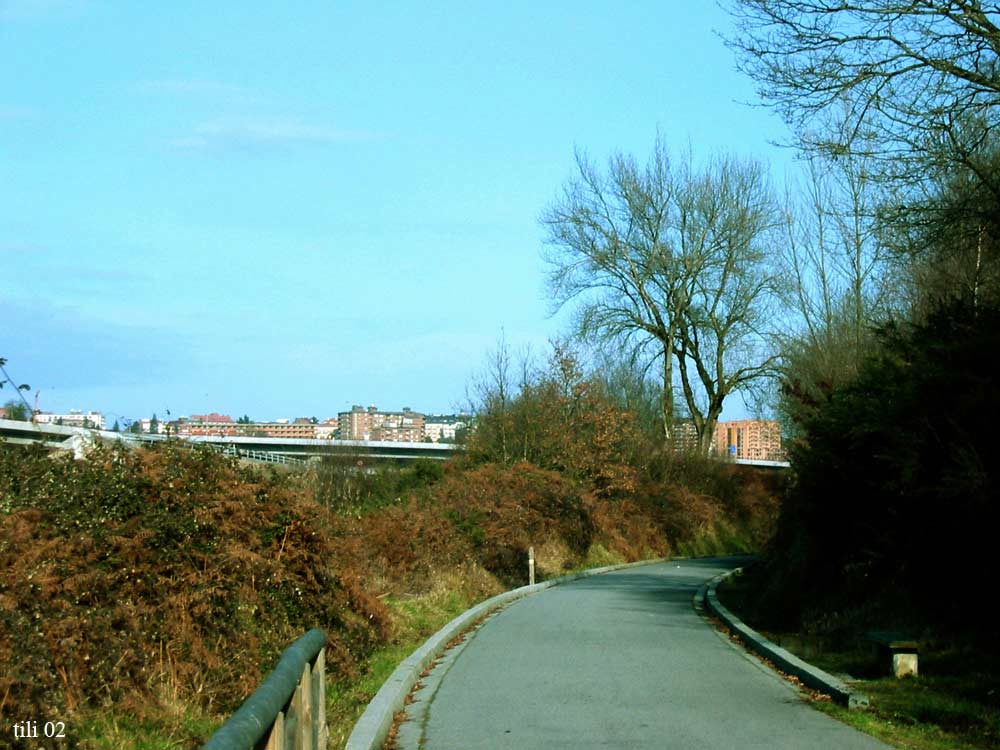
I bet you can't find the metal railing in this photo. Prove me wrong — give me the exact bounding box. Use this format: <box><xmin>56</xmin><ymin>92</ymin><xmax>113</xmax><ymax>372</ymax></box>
<box><xmin>202</xmin><ymin>628</ymin><xmax>328</xmax><ymax>750</ymax></box>
<box><xmin>219</xmin><ymin>445</ymin><xmax>308</xmax><ymax>466</ymax></box>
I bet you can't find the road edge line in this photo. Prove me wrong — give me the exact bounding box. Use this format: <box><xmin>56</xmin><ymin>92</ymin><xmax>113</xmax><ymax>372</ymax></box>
<box><xmin>700</xmin><ymin>568</ymin><xmax>869</xmax><ymax>709</ymax></box>
<box><xmin>344</xmin><ymin>556</ymin><xmax>670</xmax><ymax>750</ymax></box>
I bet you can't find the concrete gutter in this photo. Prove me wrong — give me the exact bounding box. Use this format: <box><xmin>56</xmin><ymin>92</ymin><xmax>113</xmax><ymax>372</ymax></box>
<box><xmin>700</xmin><ymin>569</ymin><xmax>869</xmax><ymax>709</ymax></box>
<box><xmin>344</xmin><ymin>557</ymin><xmax>669</xmax><ymax>750</ymax></box>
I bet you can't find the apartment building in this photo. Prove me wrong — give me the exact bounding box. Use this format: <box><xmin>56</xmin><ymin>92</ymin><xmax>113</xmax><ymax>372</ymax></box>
<box><xmin>424</xmin><ymin>414</ymin><xmax>467</xmax><ymax>443</ymax></box>
<box><xmin>34</xmin><ymin>410</ymin><xmax>105</xmax><ymax>430</ymax></box>
<box><xmin>670</xmin><ymin>420</ymin><xmax>701</xmax><ymax>453</ymax></box>
<box><xmin>371</xmin><ymin>407</ymin><xmax>425</xmax><ymax>442</ymax></box>
<box><xmin>338</xmin><ymin>405</ymin><xmax>426</xmax><ymax>442</ymax></box>
<box><xmin>179</xmin><ymin>413</ymin><xmax>238</xmax><ymax>437</ymax></box>
<box><xmin>314</xmin><ymin>417</ymin><xmax>339</xmax><ymax>439</ymax></box>
<box><xmin>712</xmin><ymin>419</ymin><xmax>784</xmax><ymax>462</ymax></box>
<box><xmin>338</xmin><ymin>405</ymin><xmax>373</xmax><ymax>440</ymax></box>
<box><xmin>252</xmin><ymin>418</ymin><xmax>318</xmax><ymax>440</ymax></box>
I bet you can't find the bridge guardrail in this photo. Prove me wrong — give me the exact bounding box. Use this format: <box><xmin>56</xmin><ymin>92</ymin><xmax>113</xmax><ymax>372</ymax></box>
<box><xmin>202</xmin><ymin>628</ymin><xmax>328</xmax><ymax>750</ymax></box>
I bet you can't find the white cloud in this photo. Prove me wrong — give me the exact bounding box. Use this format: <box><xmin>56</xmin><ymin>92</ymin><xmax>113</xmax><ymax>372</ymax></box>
<box><xmin>167</xmin><ymin>116</ymin><xmax>377</xmax><ymax>154</ymax></box>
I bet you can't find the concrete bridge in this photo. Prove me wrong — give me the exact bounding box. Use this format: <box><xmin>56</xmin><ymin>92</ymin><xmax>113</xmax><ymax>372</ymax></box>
<box><xmin>0</xmin><ymin>418</ymin><xmax>457</xmax><ymax>464</ymax></box>
<box><xmin>0</xmin><ymin>418</ymin><xmax>789</xmax><ymax>468</ymax></box>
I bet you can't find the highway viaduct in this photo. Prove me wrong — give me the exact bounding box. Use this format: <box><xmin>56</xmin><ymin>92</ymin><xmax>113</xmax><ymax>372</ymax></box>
<box><xmin>0</xmin><ymin>417</ymin><xmax>789</xmax><ymax>469</ymax></box>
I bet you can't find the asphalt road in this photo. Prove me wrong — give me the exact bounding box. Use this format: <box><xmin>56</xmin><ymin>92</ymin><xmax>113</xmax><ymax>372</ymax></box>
<box><xmin>401</xmin><ymin>557</ymin><xmax>889</xmax><ymax>750</ymax></box>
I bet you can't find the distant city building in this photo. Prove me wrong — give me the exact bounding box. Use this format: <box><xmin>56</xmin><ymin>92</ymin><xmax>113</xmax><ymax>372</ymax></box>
<box><xmin>712</xmin><ymin>419</ymin><xmax>784</xmax><ymax>462</ymax></box>
<box><xmin>192</xmin><ymin>412</ymin><xmax>233</xmax><ymax>424</ymax></box>
<box><xmin>424</xmin><ymin>414</ymin><xmax>467</xmax><ymax>443</ymax></box>
<box><xmin>177</xmin><ymin>414</ymin><xmax>237</xmax><ymax>436</ymax></box>
<box><xmin>669</xmin><ymin>420</ymin><xmax>700</xmax><ymax>453</ymax></box>
<box><xmin>339</xmin><ymin>405</ymin><xmax>375</xmax><ymax>440</ymax></box>
<box><xmin>314</xmin><ymin>417</ymin><xmax>339</xmax><ymax>439</ymax></box>
<box><xmin>252</xmin><ymin>418</ymin><xmax>317</xmax><ymax>440</ymax></box>
<box><xmin>338</xmin><ymin>405</ymin><xmax>426</xmax><ymax>442</ymax></box>
<box><xmin>34</xmin><ymin>410</ymin><xmax>105</xmax><ymax>430</ymax></box>
<box><xmin>138</xmin><ymin>417</ymin><xmax>169</xmax><ymax>434</ymax></box>
<box><xmin>72</xmin><ymin>404</ymin><xmax>456</xmax><ymax>444</ymax></box>
<box><xmin>371</xmin><ymin>407</ymin><xmax>425</xmax><ymax>442</ymax></box>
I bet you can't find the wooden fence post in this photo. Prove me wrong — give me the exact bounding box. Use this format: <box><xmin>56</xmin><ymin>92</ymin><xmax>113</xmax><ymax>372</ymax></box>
<box><xmin>314</xmin><ymin>648</ymin><xmax>328</xmax><ymax>750</ymax></box>
<box><xmin>298</xmin><ymin>662</ymin><xmax>313</xmax><ymax>750</ymax></box>
<box><xmin>266</xmin><ymin>712</ymin><xmax>285</xmax><ymax>750</ymax></box>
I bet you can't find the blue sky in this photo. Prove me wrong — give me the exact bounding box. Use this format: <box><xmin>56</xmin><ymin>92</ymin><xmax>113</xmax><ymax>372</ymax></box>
<box><xmin>1</xmin><ymin>0</ymin><xmax>791</xmax><ymax>423</ymax></box>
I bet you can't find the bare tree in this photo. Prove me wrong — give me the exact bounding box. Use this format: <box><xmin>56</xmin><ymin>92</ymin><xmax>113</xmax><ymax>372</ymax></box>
<box><xmin>776</xmin><ymin>140</ymin><xmax>899</xmax><ymax>423</ymax></box>
<box><xmin>542</xmin><ymin>140</ymin><xmax>680</xmax><ymax>443</ymax></box>
<box><xmin>592</xmin><ymin>346</ymin><xmax>664</xmax><ymax>439</ymax></box>
<box><xmin>671</xmin><ymin>156</ymin><xmax>783</xmax><ymax>452</ymax></box>
<box><xmin>884</xmin><ymin>140</ymin><xmax>1000</xmax><ymax>309</ymax></box>
<box><xmin>468</xmin><ymin>334</ymin><xmax>514</xmax><ymax>464</ymax></box>
<box><xmin>725</xmin><ymin>1</ymin><xmax>1000</xmax><ymax>186</ymax></box>
<box><xmin>542</xmin><ymin>141</ymin><xmax>781</xmax><ymax>452</ymax></box>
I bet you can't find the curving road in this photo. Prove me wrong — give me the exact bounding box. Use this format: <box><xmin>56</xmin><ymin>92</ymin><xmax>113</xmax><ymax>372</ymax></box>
<box><xmin>399</xmin><ymin>557</ymin><xmax>888</xmax><ymax>750</ymax></box>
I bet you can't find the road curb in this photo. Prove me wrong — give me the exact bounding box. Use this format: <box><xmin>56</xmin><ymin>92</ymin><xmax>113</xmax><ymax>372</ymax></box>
<box><xmin>701</xmin><ymin>569</ymin><xmax>869</xmax><ymax>709</ymax></box>
<box><xmin>344</xmin><ymin>556</ymin><xmax>670</xmax><ymax>750</ymax></box>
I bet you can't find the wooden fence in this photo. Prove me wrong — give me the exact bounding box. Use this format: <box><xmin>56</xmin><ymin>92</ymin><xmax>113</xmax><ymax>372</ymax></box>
<box><xmin>202</xmin><ymin>628</ymin><xmax>328</xmax><ymax>750</ymax></box>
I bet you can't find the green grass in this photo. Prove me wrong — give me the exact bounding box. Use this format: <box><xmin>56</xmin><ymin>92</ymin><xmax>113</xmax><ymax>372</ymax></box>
<box><xmin>808</xmin><ymin>650</ymin><xmax>1000</xmax><ymax>750</ymax></box>
<box><xmin>75</xmin><ymin>706</ymin><xmax>219</xmax><ymax>750</ymax></box>
<box><xmin>675</xmin><ymin>519</ymin><xmax>755</xmax><ymax>558</ymax></box>
<box><xmin>326</xmin><ymin>573</ymin><xmax>497</xmax><ymax>749</ymax></box>
<box><xmin>579</xmin><ymin>542</ymin><xmax>625</xmax><ymax>570</ymax></box>
<box><xmin>814</xmin><ymin>679</ymin><xmax>1000</xmax><ymax>750</ymax></box>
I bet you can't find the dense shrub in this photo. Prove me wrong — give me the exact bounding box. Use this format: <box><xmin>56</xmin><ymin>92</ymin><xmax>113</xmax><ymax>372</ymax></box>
<box><xmin>758</xmin><ymin>300</ymin><xmax>999</xmax><ymax>632</ymax></box>
<box><xmin>0</xmin><ymin>442</ymin><xmax>389</xmax><ymax>723</ymax></box>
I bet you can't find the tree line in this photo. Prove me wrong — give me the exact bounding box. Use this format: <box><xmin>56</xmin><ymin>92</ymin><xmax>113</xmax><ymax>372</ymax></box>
<box><xmin>723</xmin><ymin>0</ymin><xmax>1000</xmax><ymax>630</ymax></box>
<box><xmin>467</xmin><ymin>0</ymin><xmax>1000</xmax><ymax>631</ymax></box>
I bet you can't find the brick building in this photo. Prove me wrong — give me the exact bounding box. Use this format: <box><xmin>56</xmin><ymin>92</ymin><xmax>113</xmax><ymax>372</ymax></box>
<box><xmin>251</xmin><ymin>419</ymin><xmax>318</xmax><ymax>440</ymax></box>
<box><xmin>179</xmin><ymin>413</ymin><xmax>238</xmax><ymax>436</ymax></box>
<box><xmin>712</xmin><ymin>419</ymin><xmax>784</xmax><ymax>461</ymax></box>
<box><xmin>338</xmin><ymin>405</ymin><xmax>425</xmax><ymax>442</ymax></box>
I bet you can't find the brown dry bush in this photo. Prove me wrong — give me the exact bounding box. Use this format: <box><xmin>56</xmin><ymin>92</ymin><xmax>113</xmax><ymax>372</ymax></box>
<box><xmin>428</xmin><ymin>462</ymin><xmax>595</xmax><ymax>585</ymax></box>
<box><xmin>0</xmin><ymin>441</ymin><xmax>389</xmax><ymax>726</ymax></box>
<box><xmin>657</xmin><ymin>484</ymin><xmax>726</xmax><ymax>546</ymax></box>
<box><xmin>354</xmin><ymin>501</ymin><xmax>466</xmax><ymax>588</ymax></box>
<box><xmin>585</xmin><ymin>495</ymin><xmax>671</xmax><ymax>562</ymax></box>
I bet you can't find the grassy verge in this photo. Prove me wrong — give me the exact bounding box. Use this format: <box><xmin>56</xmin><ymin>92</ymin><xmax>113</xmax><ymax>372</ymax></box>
<box><xmin>326</xmin><ymin>567</ymin><xmax>500</xmax><ymax>748</ymax></box>
<box><xmin>76</xmin><ymin>710</ymin><xmax>219</xmax><ymax>750</ymax></box>
<box><xmin>718</xmin><ymin>572</ymin><xmax>1000</xmax><ymax>750</ymax></box>
<box><xmin>813</xmin><ymin>679</ymin><xmax>1000</xmax><ymax>750</ymax></box>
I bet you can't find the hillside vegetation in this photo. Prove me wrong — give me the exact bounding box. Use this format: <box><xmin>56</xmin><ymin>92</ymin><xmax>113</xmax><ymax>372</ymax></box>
<box><xmin>0</xmin><ymin>414</ymin><xmax>780</xmax><ymax>748</ymax></box>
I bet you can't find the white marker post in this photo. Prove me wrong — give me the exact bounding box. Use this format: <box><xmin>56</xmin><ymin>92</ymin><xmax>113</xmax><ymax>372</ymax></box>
<box><xmin>528</xmin><ymin>546</ymin><xmax>535</xmax><ymax>586</ymax></box>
